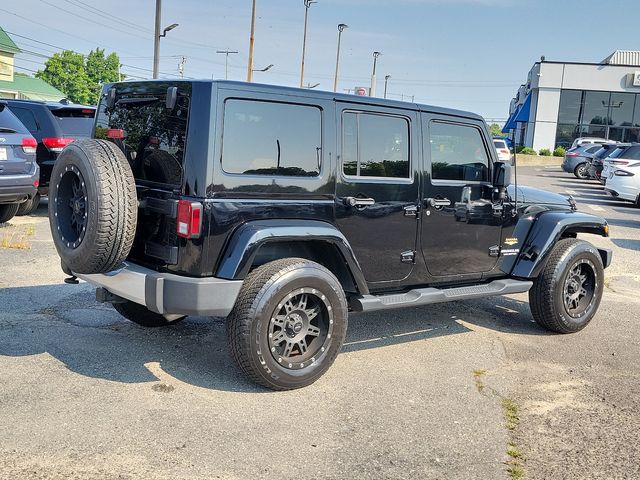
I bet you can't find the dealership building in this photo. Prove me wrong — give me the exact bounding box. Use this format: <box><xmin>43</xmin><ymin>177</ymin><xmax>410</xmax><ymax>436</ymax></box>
<box><xmin>505</xmin><ymin>51</ymin><xmax>640</xmax><ymax>150</ymax></box>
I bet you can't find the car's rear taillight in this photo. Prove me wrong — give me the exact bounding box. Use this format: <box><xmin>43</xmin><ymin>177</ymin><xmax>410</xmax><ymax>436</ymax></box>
<box><xmin>614</xmin><ymin>170</ymin><xmax>634</xmax><ymax>177</ymax></box>
<box><xmin>610</xmin><ymin>160</ymin><xmax>630</xmax><ymax>166</ymax></box>
<box><xmin>21</xmin><ymin>137</ymin><xmax>37</xmax><ymax>154</ymax></box>
<box><xmin>42</xmin><ymin>137</ymin><xmax>74</xmax><ymax>152</ymax></box>
<box><xmin>176</xmin><ymin>200</ymin><xmax>202</xmax><ymax>239</ymax></box>
<box><xmin>566</xmin><ymin>152</ymin><xmax>579</xmax><ymax>157</ymax></box>
<box><xmin>107</xmin><ymin>129</ymin><xmax>124</xmax><ymax>139</ymax></box>
<box><xmin>499</xmin><ymin>149</ymin><xmax>510</xmax><ymax>154</ymax></box>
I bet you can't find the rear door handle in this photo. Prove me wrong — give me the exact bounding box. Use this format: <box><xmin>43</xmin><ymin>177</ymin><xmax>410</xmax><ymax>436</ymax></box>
<box><xmin>426</xmin><ymin>197</ymin><xmax>451</xmax><ymax>207</ymax></box>
<box><xmin>344</xmin><ymin>196</ymin><xmax>375</xmax><ymax>207</ymax></box>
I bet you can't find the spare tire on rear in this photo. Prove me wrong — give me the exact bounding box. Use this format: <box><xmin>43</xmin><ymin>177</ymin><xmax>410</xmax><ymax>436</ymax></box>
<box><xmin>48</xmin><ymin>139</ymin><xmax>137</xmax><ymax>274</ymax></box>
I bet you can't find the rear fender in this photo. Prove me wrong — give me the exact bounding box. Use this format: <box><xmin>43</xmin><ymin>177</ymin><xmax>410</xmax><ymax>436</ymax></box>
<box><xmin>215</xmin><ymin>219</ymin><xmax>369</xmax><ymax>294</ymax></box>
<box><xmin>511</xmin><ymin>211</ymin><xmax>610</xmax><ymax>278</ymax></box>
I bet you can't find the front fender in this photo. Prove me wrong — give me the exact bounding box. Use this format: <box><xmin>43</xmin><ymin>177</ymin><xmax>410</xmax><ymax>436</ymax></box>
<box><xmin>215</xmin><ymin>219</ymin><xmax>369</xmax><ymax>294</ymax></box>
<box><xmin>511</xmin><ymin>210</ymin><xmax>610</xmax><ymax>278</ymax></box>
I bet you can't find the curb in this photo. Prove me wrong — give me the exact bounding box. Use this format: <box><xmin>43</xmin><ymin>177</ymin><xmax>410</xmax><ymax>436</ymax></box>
<box><xmin>513</xmin><ymin>154</ymin><xmax>562</xmax><ymax>167</ymax></box>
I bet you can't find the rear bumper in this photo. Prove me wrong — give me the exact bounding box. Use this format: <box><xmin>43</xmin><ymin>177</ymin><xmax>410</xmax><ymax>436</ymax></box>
<box><xmin>77</xmin><ymin>261</ymin><xmax>243</xmax><ymax>317</ymax></box>
<box><xmin>0</xmin><ymin>164</ymin><xmax>39</xmax><ymax>204</ymax></box>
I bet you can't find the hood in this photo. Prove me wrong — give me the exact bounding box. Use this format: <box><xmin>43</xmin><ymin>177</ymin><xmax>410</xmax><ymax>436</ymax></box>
<box><xmin>507</xmin><ymin>185</ymin><xmax>573</xmax><ymax>207</ymax></box>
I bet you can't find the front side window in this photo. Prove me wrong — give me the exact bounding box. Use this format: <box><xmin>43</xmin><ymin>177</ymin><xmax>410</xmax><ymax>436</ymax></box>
<box><xmin>430</xmin><ymin>122</ymin><xmax>489</xmax><ymax>182</ymax></box>
<box><xmin>342</xmin><ymin>111</ymin><xmax>410</xmax><ymax>179</ymax></box>
<box><xmin>222</xmin><ymin>99</ymin><xmax>321</xmax><ymax>177</ymax></box>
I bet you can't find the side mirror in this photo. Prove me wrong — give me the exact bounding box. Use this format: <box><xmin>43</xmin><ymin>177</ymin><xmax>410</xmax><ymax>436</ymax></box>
<box><xmin>493</xmin><ymin>161</ymin><xmax>512</xmax><ymax>189</ymax></box>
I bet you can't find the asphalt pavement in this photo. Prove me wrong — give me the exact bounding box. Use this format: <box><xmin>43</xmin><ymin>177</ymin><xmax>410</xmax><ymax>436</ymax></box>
<box><xmin>0</xmin><ymin>166</ymin><xmax>638</xmax><ymax>479</ymax></box>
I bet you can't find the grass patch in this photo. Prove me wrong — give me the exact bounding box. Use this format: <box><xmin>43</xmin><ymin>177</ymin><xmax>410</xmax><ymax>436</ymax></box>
<box><xmin>502</xmin><ymin>397</ymin><xmax>519</xmax><ymax>431</ymax></box>
<box><xmin>472</xmin><ymin>368</ymin><xmax>487</xmax><ymax>393</ymax></box>
<box><xmin>0</xmin><ymin>229</ymin><xmax>31</xmax><ymax>249</ymax></box>
<box><xmin>502</xmin><ymin>398</ymin><xmax>524</xmax><ymax>478</ymax></box>
<box><xmin>507</xmin><ymin>464</ymin><xmax>525</xmax><ymax>479</ymax></box>
<box><xmin>24</xmin><ymin>225</ymin><xmax>35</xmax><ymax>236</ymax></box>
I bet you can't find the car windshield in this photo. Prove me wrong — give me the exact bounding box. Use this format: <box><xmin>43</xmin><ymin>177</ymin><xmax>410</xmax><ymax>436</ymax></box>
<box><xmin>49</xmin><ymin>107</ymin><xmax>96</xmax><ymax>137</ymax></box>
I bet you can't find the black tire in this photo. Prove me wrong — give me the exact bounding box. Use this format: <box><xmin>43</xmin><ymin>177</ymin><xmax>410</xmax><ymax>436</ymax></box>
<box><xmin>0</xmin><ymin>203</ymin><xmax>19</xmax><ymax>224</ymax></box>
<box><xmin>16</xmin><ymin>193</ymin><xmax>41</xmax><ymax>216</ymax></box>
<box><xmin>529</xmin><ymin>238</ymin><xmax>604</xmax><ymax>334</ymax></box>
<box><xmin>227</xmin><ymin>258</ymin><xmax>348</xmax><ymax>391</ymax></box>
<box><xmin>112</xmin><ymin>300</ymin><xmax>186</xmax><ymax>328</ymax></box>
<box><xmin>573</xmin><ymin>163</ymin><xmax>588</xmax><ymax>179</ymax></box>
<box><xmin>48</xmin><ymin>139</ymin><xmax>137</xmax><ymax>274</ymax></box>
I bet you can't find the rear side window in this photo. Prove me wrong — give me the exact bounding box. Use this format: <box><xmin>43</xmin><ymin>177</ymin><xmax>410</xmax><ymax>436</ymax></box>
<box><xmin>342</xmin><ymin>111</ymin><xmax>410</xmax><ymax>179</ymax></box>
<box><xmin>221</xmin><ymin>99</ymin><xmax>321</xmax><ymax>177</ymax></box>
<box><xmin>7</xmin><ymin>106</ymin><xmax>37</xmax><ymax>133</ymax></box>
<box><xmin>50</xmin><ymin>107</ymin><xmax>95</xmax><ymax>137</ymax></box>
<box><xmin>430</xmin><ymin>122</ymin><xmax>489</xmax><ymax>182</ymax></box>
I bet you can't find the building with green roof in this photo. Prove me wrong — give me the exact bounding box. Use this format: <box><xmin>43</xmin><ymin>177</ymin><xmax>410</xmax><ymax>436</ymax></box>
<box><xmin>0</xmin><ymin>27</ymin><xmax>65</xmax><ymax>101</ymax></box>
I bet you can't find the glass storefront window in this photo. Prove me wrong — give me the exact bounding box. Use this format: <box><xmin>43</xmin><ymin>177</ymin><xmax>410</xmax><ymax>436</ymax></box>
<box><xmin>609</xmin><ymin>93</ymin><xmax>635</xmax><ymax>126</ymax></box>
<box><xmin>557</xmin><ymin>90</ymin><xmax>583</xmax><ymax>124</ymax></box>
<box><xmin>581</xmin><ymin>91</ymin><xmax>610</xmax><ymax>125</ymax></box>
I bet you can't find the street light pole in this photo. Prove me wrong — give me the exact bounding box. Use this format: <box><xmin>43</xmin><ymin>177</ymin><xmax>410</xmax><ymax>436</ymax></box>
<box><xmin>300</xmin><ymin>0</ymin><xmax>316</xmax><ymax>89</ymax></box>
<box><xmin>247</xmin><ymin>0</ymin><xmax>257</xmax><ymax>82</ymax></box>
<box><xmin>217</xmin><ymin>50</ymin><xmax>238</xmax><ymax>80</ymax></box>
<box><xmin>370</xmin><ymin>51</ymin><xmax>381</xmax><ymax>97</ymax></box>
<box><xmin>384</xmin><ymin>75</ymin><xmax>391</xmax><ymax>99</ymax></box>
<box><xmin>153</xmin><ymin>0</ymin><xmax>162</xmax><ymax>79</ymax></box>
<box><xmin>333</xmin><ymin>23</ymin><xmax>348</xmax><ymax>93</ymax></box>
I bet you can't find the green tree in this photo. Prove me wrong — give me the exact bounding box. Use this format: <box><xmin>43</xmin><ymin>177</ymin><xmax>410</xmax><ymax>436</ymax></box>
<box><xmin>37</xmin><ymin>48</ymin><xmax>120</xmax><ymax>105</ymax></box>
<box><xmin>85</xmin><ymin>49</ymin><xmax>120</xmax><ymax>104</ymax></box>
<box><xmin>489</xmin><ymin>123</ymin><xmax>504</xmax><ymax>137</ymax></box>
<box><xmin>36</xmin><ymin>50</ymin><xmax>91</xmax><ymax>104</ymax></box>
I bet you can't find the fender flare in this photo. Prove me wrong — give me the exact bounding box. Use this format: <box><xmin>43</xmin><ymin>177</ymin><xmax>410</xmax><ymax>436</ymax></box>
<box><xmin>510</xmin><ymin>210</ymin><xmax>610</xmax><ymax>279</ymax></box>
<box><xmin>215</xmin><ymin>219</ymin><xmax>369</xmax><ymax>294</ymax></box>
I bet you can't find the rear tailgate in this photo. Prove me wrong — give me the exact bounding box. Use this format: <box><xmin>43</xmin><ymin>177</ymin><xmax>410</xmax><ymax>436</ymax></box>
<box><xmin>94</xmin><ymin>81</ymin><xmax>192</xmax><ymax>271</ymax></box>
<box><xmin>0</xmin><ymin>107</ymin><xmax>36</xmax><ymax>177</ymax></box>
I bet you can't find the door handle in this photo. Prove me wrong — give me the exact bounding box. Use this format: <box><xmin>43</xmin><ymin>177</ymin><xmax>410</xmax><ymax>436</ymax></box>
<box><xmin>426</xmin><ymin>197</ymin><xmax>451</xmax><ymax>207</ymax></box>
<box><xmin>344</xmin><ymin>196</ymin><xmax>375</xmax><ymax>207</ymax></box>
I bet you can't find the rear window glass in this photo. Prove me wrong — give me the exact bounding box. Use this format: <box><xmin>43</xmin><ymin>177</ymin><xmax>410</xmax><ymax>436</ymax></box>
<box><xmin>50</xmin><ymin>108</ymin><xmax>96</xmax><ymax>137</ymax></box>
<box><xmin>616</xmin><ymin>145</ymin><xmax>640</xmax><ymax>160</ymax></box>
<box><xmin>95</xmin><ymin>86</ymin><xmax>190</xmax><ymax>188</ymax></box>
<box><xmin>6</xmin><ymin>106</ymin><xmax>36</xmax><ymax>133</ymax></box>
<box><xmin>221</xmin><ymin>99</ymin><xmax>322</xmax><ymax>177</ymax></box>
<box><xmin>585</xmin><ymin>145</ymin><xmax>601</xmax><ymax>154</ymax></box>
<box><xmin>493</xmin><ymin>140</ymin><xmax>507</xmax><ymax>149</ymax></box>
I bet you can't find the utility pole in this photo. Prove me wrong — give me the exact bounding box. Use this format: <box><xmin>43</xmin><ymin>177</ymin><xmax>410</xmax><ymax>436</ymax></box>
<box><xmin>333</xmin><ymin>23</ymin><xmax>348</xmax><ymax>93</ymax></box>
<box><xmin>217</xmin><ymin>50</ymin><xmax>238</xmax><ymax>80</ymax></box>
<box><xmin>384</xmin><ymin>75</ymin><xmax>390</xmax><ymax>99</ymax></box>
<box><xmin>153</xmin><ymin>0</ymin><xmax>161</xmax><ymax>79</ymax></box>
<box><xmin>370</xmin><ymin>51</ymin><xmax>381</xmax><ymax>97</ymax></box>
<box><xmin>247</xmin><ymin>0</ymin><xmax>257</xmax><ymax>82</ymax></box>
<box><xmin>300</xmin><ymin>0</ymin><xmax>316</xmax><ymax>88</ymax></box>
<box><xmin>178</xmin><ymin>56</ymin><xmax>187</xmax><ymax>78</ymax></box>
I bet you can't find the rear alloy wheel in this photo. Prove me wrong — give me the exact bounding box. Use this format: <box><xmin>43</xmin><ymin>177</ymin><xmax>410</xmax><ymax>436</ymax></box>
<box><xmin>574</xmin><ymin>163</ymin><xmax>589</xmax><ymax>179</ymax></box>
<box><xmin>0</xmin><ymin>203</ymin><xmax>19</xmax><ymax>224</ymax></box>
<box><xmin>227</xmin><ymin>258</ymin><xmax>348</xmax><ymax>390</ymax></box>
<box><xmin>16</xmin><ymin>193</ymin><xmax>41</xmax><ymax>216</ymax></box>
<box><xmin>529</xmin><ymin>238</ymin><xmax>604</xmax><ymax>333</ymax></box>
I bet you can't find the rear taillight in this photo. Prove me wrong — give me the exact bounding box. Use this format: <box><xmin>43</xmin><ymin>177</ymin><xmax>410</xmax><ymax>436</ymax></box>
<box><xmin>176</xmin><ymin>200</ymin><xmax>202</xmax><ymax>239</ymax></box>
<box><xmin>614</xmin><ymin>170</ymin><xmax>634</xmax><ymax>177</ymax></box>
<box><xmin>610</xmin><ymin>160</ymin><xmax>630</xmax><ymax>166</ymax></box>
<box><xmin>42</xmin><ymin>137</ymin><xmax>74</xmax><ymax>152</ymax></box>
<box><xmin>21</xmin><ymin>137</ymin><xmax>37</xmax><ymax>154</ymax></box>
<box><xmin>107</xmin><ymin>129</ymin><xmax>124</xmax><ymax>139</ymax></box>
<box><xmin>566</xmin><ymin>152</ymin><xmax>579</xmax><ymax>157</ymax></box>
<box><xmin>499</xmin><ymin>149</ymin><xmax>510</xmax><ymax>154</ymax></box>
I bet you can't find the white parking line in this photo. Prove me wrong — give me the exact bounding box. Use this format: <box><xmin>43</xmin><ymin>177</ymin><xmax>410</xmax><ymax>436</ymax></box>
<box><xmin>588</xmin><ymin>205</ymin><xmax>606</xmax><ymax>212</ymax></box>
<box><xmin>565</xmin><ymin>190</ymin><xmax>577</xmax><ymax>195</ymax></box>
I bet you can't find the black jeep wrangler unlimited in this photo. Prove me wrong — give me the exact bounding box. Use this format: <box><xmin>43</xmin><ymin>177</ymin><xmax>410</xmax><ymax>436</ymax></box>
<box><xmin>48</xmin><ymin>80</ymin><xmax>612</xmax><ymax>390</ymax></box>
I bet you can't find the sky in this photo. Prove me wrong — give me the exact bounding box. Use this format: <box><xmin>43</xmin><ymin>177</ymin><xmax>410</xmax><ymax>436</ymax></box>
<box><xmin>2</xmin><ymin>0</ymin><xmax>639</xmax><ymax>122</ymax></box>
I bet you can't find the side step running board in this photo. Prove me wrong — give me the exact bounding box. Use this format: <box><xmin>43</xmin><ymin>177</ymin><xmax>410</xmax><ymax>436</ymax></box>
<box><xmin>351</xmin><ymin>279</ymin><xmax>533</xmax><ymax>312</ymax></box>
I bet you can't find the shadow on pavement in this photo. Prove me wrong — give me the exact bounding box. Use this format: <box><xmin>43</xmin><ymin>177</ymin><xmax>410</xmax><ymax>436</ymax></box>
<box><xmin>0</xmin><ymin>282</ymin><xmax>546</xmax><ymax>393</ymax></box>
<box><xmin>611</xmin><ymin>238</ymin><xmax>640</xmax><ymax>251</ymax></box>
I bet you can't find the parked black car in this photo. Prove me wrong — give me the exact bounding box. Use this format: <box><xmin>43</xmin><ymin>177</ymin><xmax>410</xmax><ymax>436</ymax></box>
<box><xmin>48</xmin><ymin>81</ymin><xmax>612</xmax><ymax>390</ymax></box>
<box><xmin>587</xmin><ymin>143</ymin><xmax>624</xmax><ymax>181</ymax></box>
<box><xmin>0</xmin><ymin>101</ymin><xmax>39</xmax><ymax>223</ymax></box>
<box><xmin>5</xmin><ymin>99</ymin><xmax>95</xmax><ymax>215</ymax></box>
